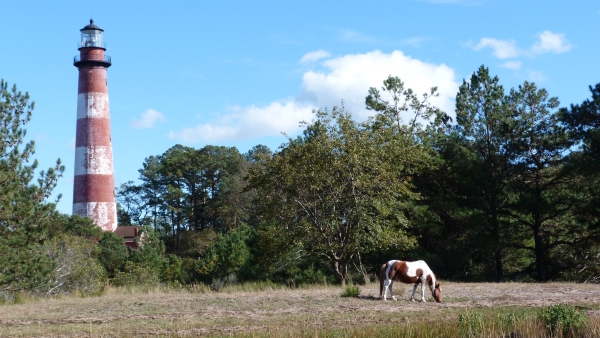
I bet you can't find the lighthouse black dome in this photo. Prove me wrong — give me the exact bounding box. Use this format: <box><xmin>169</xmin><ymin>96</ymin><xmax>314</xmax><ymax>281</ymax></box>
<box><xmin>81</xmin><ymin>19</ymin><xmax>104</xmax><ymax>32</ymax></box>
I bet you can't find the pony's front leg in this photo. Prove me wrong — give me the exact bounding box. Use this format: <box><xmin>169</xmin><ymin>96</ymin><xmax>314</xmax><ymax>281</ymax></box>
<box><xmin>420</xmin><ymin>279</ymin><xmax>426</xmax><ymax>303</ymax></box>
<box><xmin>410</xmin><ymin>283</ymin><xmax>418</xmax><ymax>302</ymax></box>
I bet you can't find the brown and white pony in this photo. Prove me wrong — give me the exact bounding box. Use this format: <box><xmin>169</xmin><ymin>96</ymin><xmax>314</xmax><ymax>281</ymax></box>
<box><xmin>379</xmin><ymin>260</ymin><xmax>442</xmax><ymax>303</ymax></box>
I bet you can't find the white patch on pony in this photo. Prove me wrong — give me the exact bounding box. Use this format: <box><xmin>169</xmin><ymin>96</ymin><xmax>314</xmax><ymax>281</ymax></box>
<box><xmin>405</xmin><ymin>260</ymin><xmax>431</xmax><ymax>277</ymax></box>
<box><xmin>405</xmin><ymin>260</ymin><xmax>436</xmax><ymax>303</ymax></box>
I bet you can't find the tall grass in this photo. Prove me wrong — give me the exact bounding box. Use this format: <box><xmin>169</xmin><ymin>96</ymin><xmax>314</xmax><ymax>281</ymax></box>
<box><xmin>234</xmin><ymin>313</ymin><xmax>600</xmax><ymax>338</ymax></box>
<box><xmin>0</xmin><ymin>280</ymin><xmax>333</xmax><ymax>306</ymax></box>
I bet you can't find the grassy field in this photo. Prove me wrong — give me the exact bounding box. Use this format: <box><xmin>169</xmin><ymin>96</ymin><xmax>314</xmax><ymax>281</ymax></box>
<box><xmin>1</xmin><ymin>282</ymin><xmax>600</xmax><ymax>337</ymax></box>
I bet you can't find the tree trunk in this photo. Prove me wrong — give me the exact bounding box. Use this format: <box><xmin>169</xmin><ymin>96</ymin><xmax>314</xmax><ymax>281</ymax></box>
<box><xmin>533</xmin><ymin>223</ymin><xmax>546</xmax><ymax>282</ymax></box>
<box><xmin>331</xmin><ymin>260</ymin><xmax>348</xmax><ymax>285</ymax></box>
<box><xmin>490</xmin><ymin>188</ymin><xmax>504</xmax><ymax>282</ymax></box>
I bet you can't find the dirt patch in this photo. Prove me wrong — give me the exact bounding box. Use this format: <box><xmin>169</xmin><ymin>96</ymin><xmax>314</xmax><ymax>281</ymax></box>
<box><xmin>1</xmin><ymin>282</ymin><xmax>599</xmax><ymax>336</ymax></box>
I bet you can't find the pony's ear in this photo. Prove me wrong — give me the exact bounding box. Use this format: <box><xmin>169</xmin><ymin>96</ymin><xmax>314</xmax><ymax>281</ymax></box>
<box><xmin>435</xmin><ymin>282</ymin><xmax>440</xmax><ymax>288</ymax></box>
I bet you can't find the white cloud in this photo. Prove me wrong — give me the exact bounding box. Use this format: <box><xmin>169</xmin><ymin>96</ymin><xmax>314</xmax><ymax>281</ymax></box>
<box><xmin>531</xmin><ymin>31</ymin><xmax>572</xmax><ymax>54</ymax></box>
<box><xmin>169</xmin><ymin>50</ymin><xmax>459</xmax><ymax>144</ymax></box>
<box><xmin>501</xmin><ymin>61</ymin><xmax>522</xmax><ymax>70</ymax></box>
<box><xmin>299</xmin><ymin>50</ymin><xmax>458</xmax><ymax>121</ymax></box>
<box><xmin>472</xmin><ymin>31</ymin><xmax>572</xmax><ymax>60</ymax></box>
<box><xmin>130</xmin><ymin>109</ymin><xmax>167</xmax><ymax>129</ymax></box>
<box><xmin>300</xmin><ymin>50</ymin><xmax>331</xmax><ymax>63</ymax></box>
<box><xmin>168</xmin><ymin>101</ymin><xmax>315</xmax><ymax>143</ymax></box>
<box><xmin>472</xmin><ymin>38</ymin><xmax>521</xmax><ymax>59</ymax></box>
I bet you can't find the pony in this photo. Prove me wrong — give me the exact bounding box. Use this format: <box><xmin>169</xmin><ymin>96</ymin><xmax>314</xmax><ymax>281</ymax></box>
<box><xmin>379</xmin><ymin>260</ymin><xmax>441</xmax><ymax>303</ymax></box>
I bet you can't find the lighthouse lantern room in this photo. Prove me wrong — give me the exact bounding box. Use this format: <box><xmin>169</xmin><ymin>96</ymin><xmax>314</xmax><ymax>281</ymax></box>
<box><xmin>79</xmin><ymin>20</ymin><xmax>105</xmax><ymax>48</ymax></box>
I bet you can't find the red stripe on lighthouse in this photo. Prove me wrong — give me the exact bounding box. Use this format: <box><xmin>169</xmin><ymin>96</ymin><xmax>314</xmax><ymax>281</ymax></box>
<box><xmin>75</xmin><ymin>118</ymin><xmax>112</xmax><ymax>146</ymax></box>
<box><xmin>73</xmin><ymin>175</ymin><xmax>116</xmax><ymax>202</ymax></box>
<box><xmin>78</xmin><ymin>68</ymin><xmax>108</xmax><ymax>94</ymax></box>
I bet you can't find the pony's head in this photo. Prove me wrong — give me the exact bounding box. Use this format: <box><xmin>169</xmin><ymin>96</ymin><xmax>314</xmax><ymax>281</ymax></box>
<box><xmin>433</xmin><ymin>282</ymin><xmax>442</xmax><ymax>303</ymax></box>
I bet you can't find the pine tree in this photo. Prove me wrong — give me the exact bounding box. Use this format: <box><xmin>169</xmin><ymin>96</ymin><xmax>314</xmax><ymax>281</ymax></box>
<box><xmin>0</xmin><ymin>80</ymin><xmax>65</xmax><ymax>292</ymax></box>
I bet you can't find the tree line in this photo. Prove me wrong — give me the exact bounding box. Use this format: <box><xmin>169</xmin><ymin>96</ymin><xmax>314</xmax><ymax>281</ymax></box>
<box><xmin>2</xmin><ymin>65</ymin><xmax>600</xmax><ymax>297</ymax></box>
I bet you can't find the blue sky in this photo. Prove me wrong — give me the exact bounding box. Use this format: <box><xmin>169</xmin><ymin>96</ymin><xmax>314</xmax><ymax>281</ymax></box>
<box><xmin>1</xmin><ymin>0</ymin><xmax>599</xmax><ymax>214</ymax></box>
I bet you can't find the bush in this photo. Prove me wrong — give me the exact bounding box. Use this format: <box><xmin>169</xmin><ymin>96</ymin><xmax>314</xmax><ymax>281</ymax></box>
<box><xmin>161</xmin><ymin>254</ymin><xmax>184</xmax><ymax>283</ymax></box>
<box><xmin>44</xmin><ymin>234</ymin><xmax>106</xmax><ymax>296</ymax></box>
<box><xmin>111</xmin><ymin>261</ymin><xmax>160</xmax><ymax>287</ymax></box>
<box><xmin>539</xmin><ymin>303</ymin><xmax>587</xmax><ymax>335</ymax></box>
<box><xmin>341</xmin><ymin>284</ymin><xmax>360</xmax><ymax>297</ymax></box>
<box><xmin>210</xmin><ymin>274</ymin><xmax>238</xmax><ymax>291</ymax></box>
<box><xmin>197</xmin><ymin>224</ymin><xmax>255</xmax><ymax>281</ymax></box>
<box><xmin>98</xmin><ymin>231</ymin><xmax>128</xmax><ymax>277</ymax></box>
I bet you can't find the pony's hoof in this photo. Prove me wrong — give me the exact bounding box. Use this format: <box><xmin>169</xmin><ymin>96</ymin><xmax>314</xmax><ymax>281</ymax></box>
<box><xmin>420</xmin><ymin>300</ymin><xmax>426</xmax><ymax>303</ymax></box>
<box><xmin>411</xmin><ymin>299</ymin><xmax>415</xmax><ymax>302</ymax></box>
<box><xmin>392</xmin><ymin>297</ymin><xmax>398</xmax><ymax>301</ymax></box>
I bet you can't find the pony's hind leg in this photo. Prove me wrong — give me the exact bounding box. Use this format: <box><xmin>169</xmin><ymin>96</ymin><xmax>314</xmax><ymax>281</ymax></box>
<box><xmin>410</xmin><ymin>283</ymin><xmax>418</xmax><ymax>302</ymax></box>
<box><xmin>382</xmin><ymin>278</ymin><xmax>391</xmax><ymax>301</ymax></box>
<box><xmin>389</xmin><ymin>281</ymin><xmax>397</xmax><ymax>301</ymax></box>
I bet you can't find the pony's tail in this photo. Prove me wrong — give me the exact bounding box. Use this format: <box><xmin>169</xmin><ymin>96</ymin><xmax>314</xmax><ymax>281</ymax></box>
<box><xmin>379</xmin><ymin>263</ymin><xmax>388</xmax><ymax>297</ymax></box>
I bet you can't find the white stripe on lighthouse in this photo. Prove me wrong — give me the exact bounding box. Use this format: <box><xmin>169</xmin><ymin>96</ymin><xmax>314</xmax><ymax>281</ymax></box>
<box><xmin>73</xmin><ymin>202</ymin><xmax>118</xmax><ymax>232</ymax></box>
<box><xmin>77</xmin><ymin>92</ymin><xmax>110</xmax><ymax>119</ymax></box>
<box><xmin>74</xmin><ymin>146</ymin><xmax>114</xmax><ymax>175</ymax></box>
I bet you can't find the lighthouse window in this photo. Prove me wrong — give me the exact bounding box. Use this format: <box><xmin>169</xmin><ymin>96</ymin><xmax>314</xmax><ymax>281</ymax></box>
<box><xmin>80</xmin><ymin>30</ymin><xmax>104</xmax><ymax>48</ymax></box>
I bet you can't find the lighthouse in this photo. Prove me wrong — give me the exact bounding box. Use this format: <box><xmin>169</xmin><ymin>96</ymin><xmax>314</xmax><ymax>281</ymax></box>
<box><xmin>72</xmin><ymin>20</ymin><xmax>117</xmax><ymax>231</ymax></box>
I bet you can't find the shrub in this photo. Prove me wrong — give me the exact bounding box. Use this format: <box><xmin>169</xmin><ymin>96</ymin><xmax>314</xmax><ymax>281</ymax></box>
<box><xmin>198</xmin><ymin>224</ymin><xmax>255</xmax><ymax>281</ymax></box>
<box><xmin>341</xmin><ymin>284</ymin><xmax>360</xmax><ymax>297</ymax></box>
<box><xmin>44</xmin><ymin>234</ymin><xmax>106</xmax><ymax>296</ymax></box>
<box><xmin>210</xmin><ymin>274</ymin><xmax>238</xmax><ymax>291</ymax></box>
<box><xmin>111</xmin><ymin>261</ymin><xmax>160</xmax><ymax>287</ymax></box>
<box><xmin>98</xmin><ymin>231</ymin><xmax>128</xmax><ymax>277</ymax></box>
<box><xmin>161</xmin><ymin>254</ymin><xmax>184</xmax><ymax>283</ymax></box>
<box><xmin>539</xmin><ymin>303</ymin><xmax>587</xmax><ymax>335</ymax></box>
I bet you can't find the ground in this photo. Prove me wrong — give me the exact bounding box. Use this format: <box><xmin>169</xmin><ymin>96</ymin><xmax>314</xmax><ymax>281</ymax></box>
<box><xmin>1</xmin><ymin>282</ymin><xmax>599</xmax><ymax>336</ymax></box>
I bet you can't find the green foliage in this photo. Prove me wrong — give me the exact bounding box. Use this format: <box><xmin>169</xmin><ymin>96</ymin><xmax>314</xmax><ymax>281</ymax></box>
<box><xmin>128</xmin><ymin>226</ymin><xmax>166</xmax><ymax>271</ymax></box>
<box><xmin>340</xmin><ymin>284</ymin><xmax>360</xmax><ymax>297</ymax></box>
<box><xmin>197</xmin><ymin>223</ymin><xmax>256</xmax><ymax>281</ymax></box>
<box><xmin>177</xmin><ymin>229</ymin><xmax>218</xmax><ymax>258</ymax></box>
<box><xmin>538</xmin><ymin>303</ymin><xmax>587</xmax><ymax>335</ymax></box>
<box><xmin>120</xmin><ymin>144</ymin><xmax>252</xmax><ymax>254</ymax></box>
<box><xmin>249</xmin><ymin>101</ymin><xmax>428</xmax><ymax>283</ymax></box>
<box><xmin>0</xmin><ymin>80</ymin><xmax>65</xmax><ymax>292</ymax></box>
<box><xmin>47</xmin><ymin>214</ymin><xmax>103</xmax><ymax>240</ymax></box>
<box><xmin>162</xmin><ymin>254</ymin><xmax>184</xmax><ymax>284</ymax></box>
<box><xmin>111</xmin><ymin>261</ymin><xmax>161</xmax><ymax>287</ymax></box>
<box><xmin>98</xmin><ymin>231</ymin><xmax>128</xmax><ymax>277</ymax></box>
<box><xmin>103</xmin><ymin>73</ymin><xmax>600</xmax><ymax>284</ymax></box>
<box><xmin>44</xmin><ymin>234</ymin><xmax>106</xmax><ymax>296</ymax></box>
<box><xmin>497</xmin><ymin>310</ymin><xmax>530</xmax><ymax>329</ymax></box>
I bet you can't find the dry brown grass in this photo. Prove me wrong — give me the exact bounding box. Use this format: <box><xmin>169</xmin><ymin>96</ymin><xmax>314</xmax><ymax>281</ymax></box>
<box><xmin>1</xmin><ymin>282</ymin><xmax>600</xmax><ymax>337</ymax></box>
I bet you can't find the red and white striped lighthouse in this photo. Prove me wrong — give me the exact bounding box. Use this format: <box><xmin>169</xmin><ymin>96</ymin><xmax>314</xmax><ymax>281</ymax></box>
<box><xmin>72</xmin><ymin>20</ymin><xmax>117</xmax><ymax>232</ymax></box>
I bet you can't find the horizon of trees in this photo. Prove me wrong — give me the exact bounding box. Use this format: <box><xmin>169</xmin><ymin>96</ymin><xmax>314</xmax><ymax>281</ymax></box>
<box><xmin>2</xmin><ymin>65</ymin><xmax>600</xmax><ymax>298</ymax></box>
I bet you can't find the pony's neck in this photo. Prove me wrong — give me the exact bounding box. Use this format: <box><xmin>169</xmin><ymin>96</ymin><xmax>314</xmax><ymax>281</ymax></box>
<box><xmin>428</xmin><ymin>274</ymin><xmax>437</xmax><ymax>294</ymax></box>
